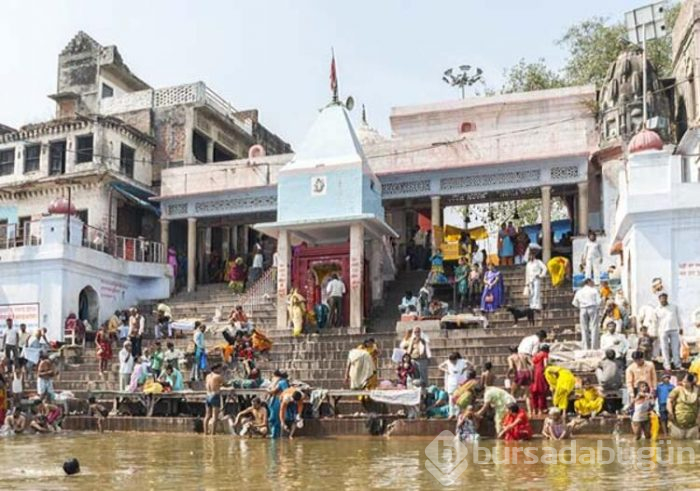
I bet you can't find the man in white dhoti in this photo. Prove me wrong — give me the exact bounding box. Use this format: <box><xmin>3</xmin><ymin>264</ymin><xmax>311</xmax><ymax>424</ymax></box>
<box><xmin>525</xmin><ymin>250</ymin><xmax>548</xmax><ymax>311</ymax></box>
<box><xmin>581</xmin><ymin>231</ymin><xmax>603</xmax><ymax>284</ymax></box>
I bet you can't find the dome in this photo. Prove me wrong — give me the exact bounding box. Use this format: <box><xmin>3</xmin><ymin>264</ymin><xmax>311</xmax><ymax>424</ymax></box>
<box><xmin>48</xmin><ymin>197</ymin><xmax>77</xmax><ymax>215</ymax></box>
<box><xmin>356</xmin><ymin>121</ymin><xmax>386</xmax><ymax>146</ymax></box>
<box><xmin>356</xmin><ymin>105</ymin><xmax>386</xmax><ymax>147</ymax></box>
<box><xmin>628</xmin><ymin>128</ymin><xmax>663</xmax><ymax>154</ymax></box>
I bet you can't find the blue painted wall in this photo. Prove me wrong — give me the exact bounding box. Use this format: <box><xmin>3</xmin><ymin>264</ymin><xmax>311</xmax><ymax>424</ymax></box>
<box><xmin>279</xmin><ymin>168</ymin><xmax>386</xmax><ymax>223</ymax></box>
<box><xmin>0</xmin><ymin>205</ymin><xmax>18</xmax><ymax>224</ymax></box>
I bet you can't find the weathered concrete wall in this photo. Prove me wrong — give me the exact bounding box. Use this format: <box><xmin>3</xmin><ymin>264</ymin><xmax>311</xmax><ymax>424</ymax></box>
<box><xmin>153</xmin><ymin>105</ymin><xmax>188</xmax><ymax>175</ymax></box>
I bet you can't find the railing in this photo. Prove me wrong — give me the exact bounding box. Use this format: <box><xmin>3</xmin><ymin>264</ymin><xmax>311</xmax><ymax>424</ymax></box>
<box><xmin>99</xmin><ymin>82</ymin><xmax>253</xmax><ymax>137</ymax></box>
<box><xmin>240</xmin><ymin>267</ymin><xmax>276</xmax><ymax>315</ymax></box>
<box><xmin>82</xmin><ymin>224</ymin><xmax>165</xmax><ymax>264</ymax></box>
<box><xmin>203</xmin><ymin>85</ymin><xmax>253</xmax><ymax>135</ymax></box>
<box><xmin>0</xmin><ymin>221</ymin><xmax>42</xmax><ymax>250</ymax></box>
<box><xmin>114</xmin><ymin>235</ymin><xmax>164</xmax><ymax>264</ymax></box>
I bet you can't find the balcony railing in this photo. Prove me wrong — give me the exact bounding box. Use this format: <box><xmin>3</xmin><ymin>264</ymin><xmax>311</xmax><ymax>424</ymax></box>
<box><xmin>100</xmin><ymin>82</ymin><xmax>252</xmax><ymax>136</ymax></box>
<box><xmin>0</xmin><ymin>221</ymin><xmax>42</xmax><ymax>249</ymax></box>
<box><xmin>0</xmin><ymin>220</ymin><xmax>164</xmax><ymax>265</ymax></box>
<box><xmin>82</xmin><ymin>224</ymin><xmax>165</xmax><ymax>264</ymax></box>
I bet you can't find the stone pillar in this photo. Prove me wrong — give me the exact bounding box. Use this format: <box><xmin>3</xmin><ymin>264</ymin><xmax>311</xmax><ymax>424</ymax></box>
<box><xmin>206</xmin><ymin>140</ymin><xmax>215</xmax><ymax>163</ymax></box>
<box><xmin>160</xmin><ymin>219</ymin><xmax>170</xmax><ymax>249</ymax></box>
<box><xmin>430</xmin><ymin>195</ymin><xmax>441</xmax><ymax>253</ymax></box>
<box><xmin>187</xmin><ymin>217</ymin><xmax>197</xmax><ymax>293</ymax></box>
<box><xmin>276</xmin><ymin>229</ymin><xmax>290</xmax><ymax>330</ymax></box>
<box><xmin>541</xmin><ymin>186</ymin><xmax>552</xmax><ymax>262</ymax></box>
<box><xmin>350</xmin><ymin>223</ymin><xmax>365</xmax><ymax>330</ymax></box>
<box><xmin>222</xmin><ymin>226</ymin><xmax>230</xmax><ymax>259</ymax></box>
<box><xmin>577</xmin><ymin>181</ymin><xmax>589</xmax><ymax>235</ymax></box>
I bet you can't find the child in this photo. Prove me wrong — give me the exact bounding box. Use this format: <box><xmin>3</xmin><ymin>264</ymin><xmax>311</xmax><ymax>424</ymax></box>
<box><xmin>456</xmin><ymin>405</ymin><xmax>479</xmax><ymax>442</ymax></box>
<box><xmin>656</xmin><ymin>373</ymin><xmax>675</xmax><ymax>435</ymax></box>
<box><xmin>599</xmin><ymin>280</ymin><xmax>612</xmax><ymax>301</ymax></box>
<box><xmin>637</xmin><ymin>326</ymin><xmax>653</xmax><ymax>361</ymax></box>
<box><xmin>468</xmin><ymin>264</ymin><xmax>482</xmax><ymax>308</ymax></box>
<box><xmin>542</xmin><ymin>407</ymin><xmax>585</xmax><ymax>440</ymax></box>
<box><xmin>480</xmin><ymin>362</ymin><xmax>495</xmax><ymax>387</ymax></box>
<box><xmin>631</xmin><ymin>381</ymin><xmax>654</xmax><ymax>440</ymax></box>
<box><xmin>88</xmin><ymin>396</ymin><xmax>108</xmax><ymax>433</ymax></box>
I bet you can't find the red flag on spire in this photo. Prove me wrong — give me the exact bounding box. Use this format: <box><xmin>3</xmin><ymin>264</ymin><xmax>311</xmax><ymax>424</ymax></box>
<box><xmin>330</xmin><ymin>50</ymin><xmax>338</xmax><ymax>101</ymax></box>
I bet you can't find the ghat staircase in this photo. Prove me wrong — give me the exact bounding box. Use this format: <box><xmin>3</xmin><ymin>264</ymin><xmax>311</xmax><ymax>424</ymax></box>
<box><xmin>49</xmin><ymin>266</ymin><xmax>581</xmax><ymax>399</ymax></box>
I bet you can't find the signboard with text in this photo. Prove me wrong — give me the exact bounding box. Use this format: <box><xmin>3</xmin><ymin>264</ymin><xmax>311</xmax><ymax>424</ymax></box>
<box><xmin>0</xmin><ymin>303</ymin><xmax>40</xmax><ymax>333</ymax></box>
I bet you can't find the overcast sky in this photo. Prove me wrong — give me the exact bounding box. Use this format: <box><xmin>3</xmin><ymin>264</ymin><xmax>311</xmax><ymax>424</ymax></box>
<box><xmin>1</xmin><ymin>0</ymin><xmax>651</xmax><ymax>146</ymax></box>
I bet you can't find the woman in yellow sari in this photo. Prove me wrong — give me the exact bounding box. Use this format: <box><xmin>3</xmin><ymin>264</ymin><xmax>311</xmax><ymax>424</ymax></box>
<box><xmin>287</xmin><ymin>289</ymin><xmax>306</xmax><ymax>336</ymax></box>
<box><xmin>451</xmin><ymin>375</ymin><xmax>479</xmax><ymax>411</ymax></box>
<box><xmin>545</xmin><ymin>366</ymin><xmax>576</xmax><ymax>412</ymax></box>
<box><xmin>359</xmin><ymin>339</ymin><xmax>379</xmax><ymax>390</ymax></box>
<box><xmin>574</xmin><ymin>385</ymin><xmax>604</xmax><ymax>416</ymax></box>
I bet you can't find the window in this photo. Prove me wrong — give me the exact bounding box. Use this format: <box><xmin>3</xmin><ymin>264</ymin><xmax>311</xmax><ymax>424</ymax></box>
<box><xmin>192</xmin><ymin>131</ymin><xmax>208</xmax><ymax>163</ymax></box>
<box><xmin>213</xmin><ymin>143</ymin><xmax>236</xmax><ymax>162</ymax></box>
<box><xmin>120</xmin><ymin>143</ymin><xmax>135</xmax><ymax>178</ymax></box>
<box><xmin>49</xmin><ymin>141</ymin><xmax>66</xmax><ymax>175</ymax></box>
<box><xmin>102</xmin><ymin>83</ymin><xmax>114</xmax><ymax>98</ymax></box>
<box><xmin>77</xmin><ymin>209</ymin><xmax>88</xmax><ymax>224</ymax></box>
<box><xmin>24</xmin><ymin>144</ymin><xmax>40</xmax><ymax>173</ymax></box>
<box><xmin>76</xmin><ymin>134</ymin><xmax>93</xmax><ymax>163</ymax></box>
<box><xmin>0</xmin><ymin>148</ymin><xmax>15</xmax><ymax>176</ymax></box>
<box><xmin>18</xmin><ymin>216</ymin><xmax>30</xmax><ymax>245</ymax></box>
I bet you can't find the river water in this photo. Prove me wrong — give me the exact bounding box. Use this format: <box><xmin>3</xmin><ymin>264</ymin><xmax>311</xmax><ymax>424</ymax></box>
<box><xmin>1</xmin><ymin>433</ymin><xmax>699</xmax><ymax>490</ymax></box>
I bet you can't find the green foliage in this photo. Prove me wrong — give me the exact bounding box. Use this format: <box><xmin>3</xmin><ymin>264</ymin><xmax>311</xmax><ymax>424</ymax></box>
<box><xmin>460</xmin><ymin>198</ymin><xmax>568</xmax><ymax>232</ymax></box>
<box><xmin>558</xmin><ymin>4</ymin><xmax>680</xmax><ymax>87</ymax></box>
<box><xmin>502</xmin><ymin>58</ymin><xmax>565</xmax><ymax>94</ymax></box>
<box><xmin>500</xmin><ymin>3</ymin><xmax>681</xmax><ymax>92</ymax></box>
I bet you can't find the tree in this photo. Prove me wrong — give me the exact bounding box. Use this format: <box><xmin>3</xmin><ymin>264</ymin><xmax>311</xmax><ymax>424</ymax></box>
<box><xmin>557</xmin><ymin>4</ymin><xmax>680</xmax><ymax>87</ymax></box>
<box><xmin>459</xmin><ymin>198</ymin><xmax>568</xmax><ymax>233</ymax></box>
<box><xmin>502</xmin><ymin>58</ymin><xmax>565</xmax><ymax>94</ymax></box>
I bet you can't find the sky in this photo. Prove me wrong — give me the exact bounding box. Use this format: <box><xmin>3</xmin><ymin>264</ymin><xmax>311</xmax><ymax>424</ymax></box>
<box><xmin>1</xmin><ymin>0</ymin><xmax>652</xmax><ymax>146</ymax></box>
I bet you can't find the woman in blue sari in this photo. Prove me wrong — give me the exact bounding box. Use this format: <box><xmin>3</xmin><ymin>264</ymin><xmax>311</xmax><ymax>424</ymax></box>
<box><xmin>480</xmin><ymin>262</ymin><xmax>504</xmax><ymax>313</ymax></box>
<box><xmin>267</xmin><ymin>370</ymin><xmax>290</xmax><ymax>438</ymax></box>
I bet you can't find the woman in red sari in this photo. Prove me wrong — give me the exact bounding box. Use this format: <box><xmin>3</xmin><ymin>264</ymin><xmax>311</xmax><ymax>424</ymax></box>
<box><xmin>499</xmin><ymin>403</ymin><xmax>533</xmax><ymax>441</ymax></box>
<box><xmin>529</xmin><ymin>344</ymin><xmax>550</xmax><ymax>416</ymax></box>
<box><xmin>95</xmin><ymin>323</ymin><xmax>113</xmax><ymax>379</ymax></box>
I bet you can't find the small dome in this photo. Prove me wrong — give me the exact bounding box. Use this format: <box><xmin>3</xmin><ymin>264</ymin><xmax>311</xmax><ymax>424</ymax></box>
<box><xmin>356</xmin><ymin>121</ymin><xmax>386</xmax><ymax>146</ymax></box>
<box><xmin>48</xmin><ymin>197</ymin><xmax>76</xmax><ymax>215</ymax></box>
<box><xmin>628</xmin><ymin>129</ymin><xmax>663</xmax><ymax>154</ymax></box>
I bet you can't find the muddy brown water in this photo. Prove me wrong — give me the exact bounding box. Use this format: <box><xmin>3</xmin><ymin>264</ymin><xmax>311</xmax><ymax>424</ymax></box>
<box><xmin>0</xmin><ymin>432</ymin><xmax>698</xmax><ymax>490</ymax></box>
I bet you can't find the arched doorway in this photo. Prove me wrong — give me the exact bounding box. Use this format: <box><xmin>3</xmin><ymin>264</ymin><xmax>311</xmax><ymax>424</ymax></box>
<box><xmin>78</xmin><ymin>286</ymin><xmax>99</xmax><ymax>329</ymax></box>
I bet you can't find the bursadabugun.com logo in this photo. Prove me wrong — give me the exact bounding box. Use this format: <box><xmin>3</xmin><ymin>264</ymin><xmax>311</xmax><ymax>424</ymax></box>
<box><xmin>425</xmin><ymin>431</ymin><xmax>696</xmax><ymax>486</ymax></box>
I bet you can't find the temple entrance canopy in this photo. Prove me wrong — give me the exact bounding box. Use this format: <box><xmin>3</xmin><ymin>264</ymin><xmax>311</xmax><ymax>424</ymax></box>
<box><xmin>255</xmin><ymin>98</ymin><xmax>397</xmax><ymax>331</ymax></box>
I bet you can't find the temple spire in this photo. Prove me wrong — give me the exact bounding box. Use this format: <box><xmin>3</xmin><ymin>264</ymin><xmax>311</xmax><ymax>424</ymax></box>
<box><xmin>330</xmin><ymin>48</ymin><xmax>338</xmax><ymax>103</ymax></box>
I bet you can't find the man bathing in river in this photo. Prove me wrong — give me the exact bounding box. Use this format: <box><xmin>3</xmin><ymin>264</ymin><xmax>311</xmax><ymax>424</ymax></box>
<box><xmin>229</xmin><ymin>397</ymin><xmax>268</xmax><ymax>437</ymax></box>
<box><xmin>279</xmin><ymin>387</ymin><xmax>307</xmax><ymax>439</ymax></box>
<box><xmin>204</xmin><ymin>364</ymin><xmax>223</xmax><ymax>435</ymax></box>
<box><xmin>4</xmin><ymin>407</ymin><xmax>27</xmax><ymax>434</ymax></box>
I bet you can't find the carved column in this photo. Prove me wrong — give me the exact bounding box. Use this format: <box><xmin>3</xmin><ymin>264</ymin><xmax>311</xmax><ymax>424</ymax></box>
<box><xmin>577</xmin><ymin>181</ymin><xmax>589</xmax><ymax>235</ymax></box>
<box><xmin>541</xmin><ymin>186</ymin><xmax>552</xmax><ymax>262</ymax></box>
<box><xmin>430</xmin><ymin>195</ymin><xmax>441</xmax><ymax>253</ymax></box>
<box><xmin>187</xmin><ymin>217</ymin><xmax>197</xmax><ymax>293</ymax></box>
<box><xmin>276</xmin><ymin>229</ymin><xmax>290</xmax><ymax>330</ymax></box>
<box><xmin>160</xmin><ymin>218</ymin><xmax>170</xmax><ymax>249</ymax></box>
<box><xmin>349</xmin><ymin>223</ymin><xmax>364</xmax><ymax>330</ymax></box>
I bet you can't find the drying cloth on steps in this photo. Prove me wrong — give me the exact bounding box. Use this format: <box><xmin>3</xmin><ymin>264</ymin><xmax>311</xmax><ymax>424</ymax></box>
<box><xmin>310</xmin><ymin>389</ymin><xmax>329</xmax><ymax>417</ymax></box>
<box><xmin>369</xmin><ymin>388</ymin><xmax>421</xmax><ymax>406</ymax></box>
<box><xmin>440</xmin><ymin>313</ymin><xmax>488</xmax><ymax>329</ymax></box>
<box><xmin>170</xmin><ymin>319</ymin><xmax>202</xmax><ymax>331</ymax></box>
